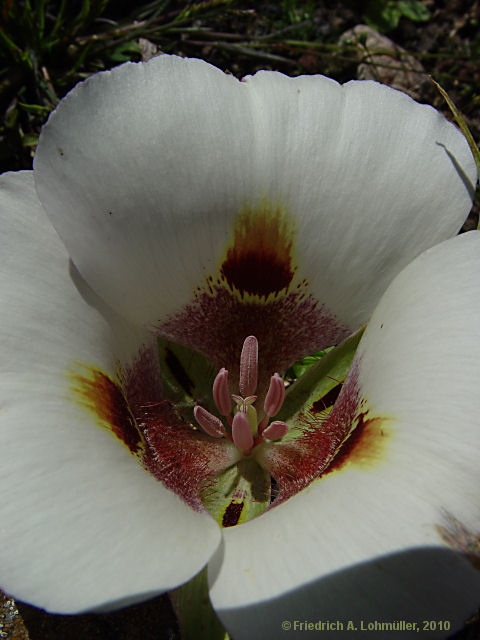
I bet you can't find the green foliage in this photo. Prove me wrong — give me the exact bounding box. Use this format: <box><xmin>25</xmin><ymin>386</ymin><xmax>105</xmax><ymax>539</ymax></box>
<box><xmin>280</xmin><ymin>0</ymin><xmax>315</xmax><ymax>25</ymax></box>
<box><xmin>0</xmin><ymin>0</ymin><xmax>113</xmax><ymax>169</ymax></box>
<box><xmin>0</xmin><ymin>0</ymin><xmax>238</xmax><ymax>171</ymax></box>
<box><xmin>0</xmin><ymin>0</ymin><xmax>476</xmax><ymax>181</ymax></box>
<box><xmin>201</xmin><ymin>458</ymin><xmax>270</xmax><ymax>526</ymax></box>
<box><xmin>287</xmin><ymin>346</ymin><xmax>335</xmax><ymax>379</ymax></box>
<box><xmin>279</xmin><ymin>328</ymin><xmax>364</xmax><ymax>441</ymax></box>
<box><xmin>157</xmin><ymin>338</ymin><xmax>218</xmax><ymax>424</ymax></box>
<box><xmin>277</xmin><ymin>0</ymin><xmax>316</xmax><ymax>40</ymax></box>
<box><xmin>365</xmin><ymin>0</ymin><xmax>430</xmax><ymax>33</ymax></box>
<box><xmin>170</xmin><ymin>568</ymin><xmax>229</xmax><ymax>640</ymax></box>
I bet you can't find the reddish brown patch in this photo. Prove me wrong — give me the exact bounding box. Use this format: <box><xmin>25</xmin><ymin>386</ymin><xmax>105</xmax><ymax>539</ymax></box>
<box><xmin>139</xmin><ymin>401</ymin><xmax>239</xmax><ymax>511</ymax></box>
<box><xmin>220</xmin><ymin>205</ymin><xmax>296</xmax><ymax>297</ymax></box>
<box><xmin>437</xmin><ymin>514</ymin><xmax>480</xmax><ymax>571</ymax></box>
<box><xmin>260</xmin><ymin>366</ymin><xmax>362</xmax><ymax>503</ymax></box>
<box><xmin>70</xmin><ymin>367</ymin><xmax>142</xmax><ymax>455</ymax></box>
<box><xmin>322</xmin><ymin>413</ymin><xmax>389</xmax><ymax>475</ymax></box>
<box><xmin>71</xmin><ymin>351</ymin><xmax>238</xmax><ymax>512</ymax></box>
<box><xmin>158</xmin><ymin>287</ymin><xmax>349</xmax><ymax>397</ymax></box>
<box><xmin>260</xmin><ymin>363</ymin><xmax>392</xmax><ymax>506</ymax></box>
<box><xmin>119</xmin><ymin>344</ymin><xmax>164</xmax><ymax>417</ymax></box>
<box><xmin>156</xmin><ymin>202</ymin><xmax>350</xmax><ymax>388</ymax></box>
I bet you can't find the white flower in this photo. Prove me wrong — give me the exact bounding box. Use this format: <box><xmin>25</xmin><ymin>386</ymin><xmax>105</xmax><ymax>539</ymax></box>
<box><xmin>1</xmin><ymin>55</ymin><xmax>479</xmax><ymax>638</ymax></box>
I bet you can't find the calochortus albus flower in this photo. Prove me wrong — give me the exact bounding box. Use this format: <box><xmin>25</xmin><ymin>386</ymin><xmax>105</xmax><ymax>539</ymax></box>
<box><xmin>1</xmin><ymin>54</ymin><xmax>480</xmax><ymax>638</ymax></box>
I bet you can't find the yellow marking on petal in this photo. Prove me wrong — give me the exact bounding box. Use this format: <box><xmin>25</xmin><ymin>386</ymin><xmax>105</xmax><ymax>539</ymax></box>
<box><xmin>323</xmin><ymin>413</ymin><xmax>395</xmax><ymax>476</ymax></box>
<box><xmin>68</xmin><ymin>363</ymin><xmax>144</xmax><ymax>457</ymax></box>
<box><xmin>215</xmin><ymin>199</ymin><xmax>301</xmax><ymax>301</ymax></box>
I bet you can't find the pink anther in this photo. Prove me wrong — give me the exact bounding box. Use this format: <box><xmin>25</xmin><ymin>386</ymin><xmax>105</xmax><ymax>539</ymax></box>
<box><xmin>232</xmin><ymin>411</ymin><xmax>254</xmax><ymax>453</ymax></box>
<box><xmin>264</xmin><ymin>372</ymin><xmax>285</xmax><ymax>417</ymax></box>
<box><xmin>194</xmin><ymin>406</ymin><xmax>226</xmax><ymax>438</ymax></box>
<box><xmin>239</xmin><ymin>335</ymin><xmax>258</xmax><ymax>397</ymax></box>
<box><xmin>262</xmin><ymin>420</ymin><xmax>289</xmax><ymax>441</ymax></box>
<box><xmin>212</xmin><ymin>367</ymin><xmax>231</xmax><ymax>416</ymax></box>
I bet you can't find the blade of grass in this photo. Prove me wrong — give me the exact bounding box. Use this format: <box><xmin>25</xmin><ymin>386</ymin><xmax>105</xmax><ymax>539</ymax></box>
<box><xmin>51</xmin><ymin>0</ymin><xmax>68</xmax><ymax>38</ymax></box>
<box><xmin>0</xmin><ymin>28</ymin><xmax>24</xmax><ymax>61</ymax></box>
<box><xmin>431</xmin><ymin>76</ymin><xmax>480</xmax><ymax>228</ymax></box>
<box><xmin>34</xmin><ymin>0</ymin><xmax>46</xmax><ymax>40</ymax></box>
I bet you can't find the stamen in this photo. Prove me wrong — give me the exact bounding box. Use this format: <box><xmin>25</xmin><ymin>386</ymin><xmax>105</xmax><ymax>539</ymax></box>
<box><xmin>232</xmin><ymin>411</ymin><xmax>254</xmax><ymax>453</ymax></box>
<box><xmin>212</xmin><ymin>368</ymin><xmax>231</xmax><ymax>416</ymax></box>
<box><xmin>193</xmin><ymin>406</ymin><xmax>226</xmax><ymax>438</ymax></box>
<box><xmin>262</xmin><ymin>420</ymin><xmax>289</xmax><ymax>441</ymax></box>
<box><xmin>194</xmin><ymin>336</ymin><xmax>289</xmax><ymax>453</ymax></box>
<box><xmin>239</xmin><ymin>335</ymin><xmax>258</xmax><ymax>397</ymax></box>
<box><xmin>264</xmin><ymin>373</ymin><xmax>285</xmax><ymax>417</ymax></box>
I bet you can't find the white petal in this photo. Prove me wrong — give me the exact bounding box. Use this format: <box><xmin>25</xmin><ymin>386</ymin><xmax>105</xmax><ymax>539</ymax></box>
<box><xmin>35</xmin><ymin>56</ymin><xmax>258</xmax><ymax>328</ymax></box>
<box><xmin>34</xmin><ymin>56</ymin><xmax>476</xmax><ymax>375</ymax></box>
<box><xmin>209</xmin><ymin>232</ymin><xmax>480</xmax><ymax>638</ymax></box>
<box><xmin>245</xmin><ymin>73</ymin><xmax>477</xmax><ymax>329</ymax></box>
<box><xmin>0</xmin><ymin>172</ymin><xmax>220</xmax><ymax>613</ymax></box>
<box><xmin>353</xmin><ymin>229</ymin><xmax>480</xmax><ymax>532</ymax></box>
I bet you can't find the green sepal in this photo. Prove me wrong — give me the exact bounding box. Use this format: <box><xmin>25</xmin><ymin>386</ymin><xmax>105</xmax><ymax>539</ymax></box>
<box><xmin>276</xmin><ymin>327</ymin><xmax>365</xmax><ymax>440</ymax></box>
<box><xmin>170</xmin><ymin>567</ymin><xmax>230</xmax><ymax>640</ymax></box>
<box><xmin>201</xmin><ymin>458</ymin><xmax>270</xmax><ymax>527</ymax></box>
<box><xmin>157</xmin><ymin>339</ymin><xmax>217</xmax><ymax>422</ymax></box>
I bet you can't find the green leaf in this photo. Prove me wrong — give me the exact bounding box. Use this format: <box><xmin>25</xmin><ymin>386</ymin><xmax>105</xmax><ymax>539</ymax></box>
<box><xmin>76</xmin><ymin>0</ymin><xmax>91</xmax><ymax>26</ymax></box>
<box><xmin>0</xmin><ymin>28</ymin><xmax>24</xmax><ymax>61</ymax></box>
<box><xmin>397</xmin><ymin>0</ymin><xmax>430</xmax><ymax>22</ymax></box>
<box><xmin>108</xmin><ymin>41</ymin><xmax>140</xmax><ymax>63</ymax></box>
<box><xmin>201</xmin><ymin>458</ymin><xmax>270</xmax><ymax>527</ymax></box>
<box><xmin>170</xmin><ymin>568</ymin><xmax>229</xmax><ymax>640</ymax></box>
<box><xmin>20</xmin><ymin>134</ymin><xmax>39</xmax><ymax>148</ymax></box>
<box><xmin>287</xmin><ymin>346</ymin><xmax>335</xmax><ymax>379</ymax></box>
<box><xmin>51</xmin><ymin>0</ymin><xmax>68</xmax><ymax>38</ymax></box>
<box><xmin>34</xmin><ymin>0</ymin><xmax>47</xmax><ymax>40</ymax></box>
<box><xmin>365</xmin><ymin>0</ymin><xmax>401</xmax><ymax>31</ymax></box>
<box><xmin>365</xmin><ymin>0</ymin><xmax>429</xmax><ymax>32</ymax></box>
<box><xmin>157</xmin><ymin>339</ymin><xmax>217</xmax><ymax>420</ymax></box>
<box><xmin>382</xmin><ymin>2</ymin><xmax>403</xmax><ymax>29</ymax></box>
<box><xmin>17</xmin><ymin>102</ymin><xmax>51</xmax><ymax>116</ymax></box>
<box><xmin>277</xmin><ymin>327</ymin><xmax>365</xmax><ymax>440</ymax></box>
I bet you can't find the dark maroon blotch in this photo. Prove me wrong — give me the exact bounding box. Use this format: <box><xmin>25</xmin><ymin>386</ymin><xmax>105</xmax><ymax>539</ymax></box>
<box><xmin>222</xmin><ymin>501</ymin><xmax>244</xmax><ymax>528</ymax></box>
<box><xmin>221</xmin><ymin>250</ymin><xmax>294</xmax><ymax>298</ymax></box>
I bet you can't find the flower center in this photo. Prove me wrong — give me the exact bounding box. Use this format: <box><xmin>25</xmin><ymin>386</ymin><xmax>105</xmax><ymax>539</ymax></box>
<box><xmin>193</xmin><ymin>335</ymin><xmax>289</xmax><ymax>455</ymax></box>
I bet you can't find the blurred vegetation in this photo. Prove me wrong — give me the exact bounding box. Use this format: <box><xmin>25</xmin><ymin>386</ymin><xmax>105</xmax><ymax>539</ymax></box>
<box><xmin>1</xmin><ymin>0</ymin><xmax>479</xmax><ymax>175</ymax></box>
<box><xmin>364</xmin><ymin>0</ymin><xmax>431</xmax><ymax>32</ymax></box>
